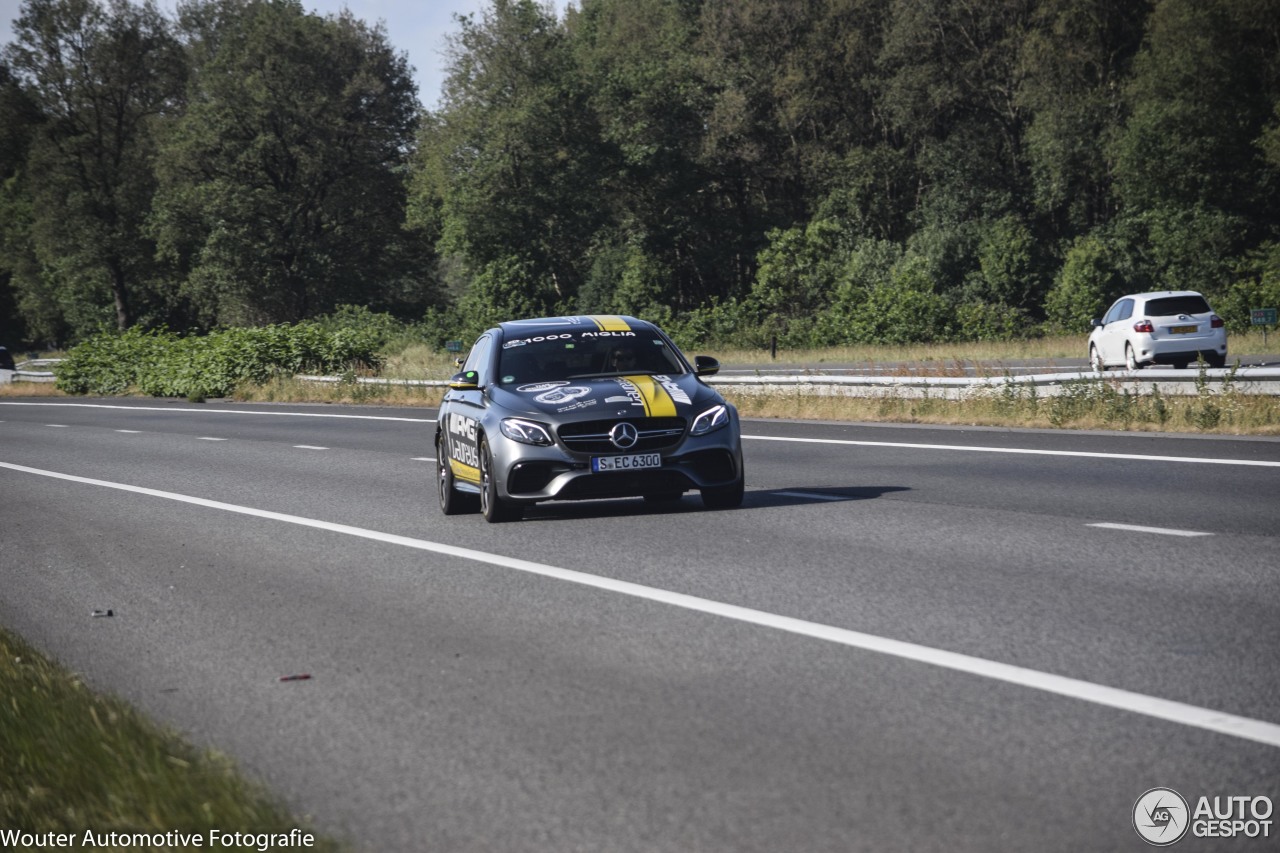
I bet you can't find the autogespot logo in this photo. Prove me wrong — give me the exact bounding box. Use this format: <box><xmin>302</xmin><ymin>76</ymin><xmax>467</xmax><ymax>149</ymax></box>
<box><xmin>1134</xmin><ymin>788</ymin><xmax>1191</xmax><ymax>846</ymax></box>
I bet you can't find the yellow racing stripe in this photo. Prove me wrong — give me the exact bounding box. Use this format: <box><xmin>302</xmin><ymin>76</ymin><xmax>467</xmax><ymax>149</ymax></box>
<box><xmin>450</xmin><ymin>459</ymin><xmax>480</xmax><ymax>483</ymax></box>
<box><xmin>622</xmin><ymin>374</ymin><xmax>676</xmax><ymax>418</ymax></box>
<box><xmin>588</xmin><ymin>315</ymin><xmax>632</xmax><ymax>332</ymax></box>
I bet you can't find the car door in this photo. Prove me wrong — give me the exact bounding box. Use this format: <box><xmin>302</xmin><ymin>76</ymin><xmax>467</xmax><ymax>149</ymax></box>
<box><xmin>440</xmin><ymin>334</ymin><xmax>493</xmax><ymax>486</ymax></box>
<box><xmin>1098</xmin><ymin>298</ymin><xmax>1133</xmax><ymax>365</ymax></box>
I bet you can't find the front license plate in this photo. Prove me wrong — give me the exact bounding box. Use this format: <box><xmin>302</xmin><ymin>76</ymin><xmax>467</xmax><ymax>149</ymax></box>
<box><xmin>592</xmin><ymin>453</ymin><xmax>662</xmax><ymax>472</ymax></box>
<box><xmin>1169</xmin><ymin>325</ymin><xmax>1198</xmax><ymax>334</ymax></box>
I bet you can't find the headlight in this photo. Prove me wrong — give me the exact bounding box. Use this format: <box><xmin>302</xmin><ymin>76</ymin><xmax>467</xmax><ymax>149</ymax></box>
<box><xmin>500</xmin><ymin>418</ymin><xmax>554</xmax><ymax>446</ymax></box>
<box><xmin>689</xmin><ymin>404</ymin><xmax>729</xmax><ymax>436</ymax></box>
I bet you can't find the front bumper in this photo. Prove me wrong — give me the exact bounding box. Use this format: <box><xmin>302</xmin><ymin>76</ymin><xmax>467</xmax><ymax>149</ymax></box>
<box><xmin>492</xmin><ymin>424</ymin><xmax>743</xmax><ymax>504</ymax></box>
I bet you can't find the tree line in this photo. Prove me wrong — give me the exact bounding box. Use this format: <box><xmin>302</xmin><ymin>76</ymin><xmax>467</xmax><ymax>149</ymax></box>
<box><xmin>3</xmin><ymin>0</ymin><xmax>1279</xmax><ymax>351</ymax></box>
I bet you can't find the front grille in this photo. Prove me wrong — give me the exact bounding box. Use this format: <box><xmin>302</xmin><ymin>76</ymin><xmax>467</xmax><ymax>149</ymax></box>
<box><xmin>558</xmin><ymin>417</ymin><xmax>686</xmax><ymax>454</ymax></box>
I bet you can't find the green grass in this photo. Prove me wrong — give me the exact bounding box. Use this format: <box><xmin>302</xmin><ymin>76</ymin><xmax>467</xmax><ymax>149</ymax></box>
<box><xmin>0</xmin><ymin>627</ymin><xmax>345</xmax><ymax>850</ymax></box>
<box><xmin>703</xmin><ymin>334</ymin><xmax>1093</xmax><ymax>366</ymax></box>
<box><xmin>723</xmin><ymin>379</ymin><xmax>1280</xmax><ymax>435</ymax></box>
<box><xmin>704</xmin><ymin>328</ymin><xmax>1277</xmax><ymax>366</ymax></box>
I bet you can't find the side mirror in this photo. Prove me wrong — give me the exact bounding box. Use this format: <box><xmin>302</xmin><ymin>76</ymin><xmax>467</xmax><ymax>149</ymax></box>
<box><xmin>693</xmin><ymin>355</ymin><xmax>720</xmax><ymax>377</ymax></box>
<box><xmin>449</xmin><ymin>370</ymin><xmax>480</xmax><ymax>390</ymax></box>
<box><xmin>454</xmin><ymin>357</ymin><xmax>465</xmax><ymax>369</ymax></box>
<box><xmin>1090</xmin><ymin>318</ymin><xmax>1103</xmax><ymax>328</ymax></box>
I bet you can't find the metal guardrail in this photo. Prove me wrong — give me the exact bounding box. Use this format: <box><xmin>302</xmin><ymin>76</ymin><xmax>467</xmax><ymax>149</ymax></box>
<box><xmin>296</xmin><ymin>367</ymin><xmax>1280</xmax><ymax>398</ymax></box>
<box><xmin>707</xmin><ymin>367</ymin><xmax>1280</xmax><ymax>398</ymax></box>
<box><xmin>0</xmin><ymin>361</ymin><xmax>59</xmax><ymax>384</ymax></box>
<box><xmin>8</xmin><ymin>362</ymin><xmax>1276</xmax><ymax>397</ymax></box>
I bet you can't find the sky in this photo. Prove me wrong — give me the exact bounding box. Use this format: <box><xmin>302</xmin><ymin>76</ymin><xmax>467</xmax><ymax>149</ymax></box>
<box><xmin>0</xmin><ymin>0</ymin><xmax>567</xmax><ymax>110</ymax></box>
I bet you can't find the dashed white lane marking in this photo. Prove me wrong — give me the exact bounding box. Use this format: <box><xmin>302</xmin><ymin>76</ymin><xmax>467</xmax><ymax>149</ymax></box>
<box><xmin>198</xmin><ymin>437</ymin><xmax>228</xmax><ymax>442</ymax></box>
<box><xmin>46</xmin><ymin>424</ymin><xmax>69</xmax><ymax>428</ymax></box>
<box><xmin>0</xmin><ymin>401</ymin><xmax>433</xmax><ymax>423</ymax></box>
<box><xmin>292</xmin><ymin>445</ymin><xmax>328</xmax><ymax>451</ymax></box>
<box><xmin>115</xmin><ymin>429</ymin><xmax>141</xmax><ymax>434</ymax></box>
<box><xmin>744</xmin><ymin>434</ymin><xmax>1280</xmax><ymax>468</ymax></box>
<box><xmin>774</xmin><ymin>490</ymin><xmax>848</xmax><ymax>502</ymax></box>
<box><xmin>412</xmin><ymin>457</ymin><xmax>435</xmax><ymax>462</ymax></box>
<box><xmin>3</xmin><ymin>459</ymin><xmax>1278</xmax><ymax>750</ymax></box>
<box><xmin>1088</xmin><ymin>522</ymin><xmax>1213</xmax><ymax>537</ymax></box>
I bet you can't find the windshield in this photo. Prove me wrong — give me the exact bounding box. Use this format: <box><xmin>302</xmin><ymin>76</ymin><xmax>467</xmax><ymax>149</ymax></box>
<box><xmin>1145</xmin><ymin>295</ymin><xmax>1211</xmax><ymax>316</ymax></box>
<box><xmin>497</xmin><ymin>329</ymin><xmax>686</xmax><ymax>386</ymax></box>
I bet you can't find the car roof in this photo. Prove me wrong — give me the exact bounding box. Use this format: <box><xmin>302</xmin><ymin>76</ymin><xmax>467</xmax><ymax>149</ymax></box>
<box><xmin>1116</xmin><ymin>290</ymin><xmax>1207</xmax><ymax>301</ymax></box>
<box><xmin>495</xmin><ymin>315</ymin><xmax>656</xmax><ymax>337</ymax></box>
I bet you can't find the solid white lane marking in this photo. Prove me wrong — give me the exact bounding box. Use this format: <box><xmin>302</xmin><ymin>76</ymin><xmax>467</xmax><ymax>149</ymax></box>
<box><xmin>775</xmin><ymin>490</ymin><xmax>848</xmax><ymax>502</ymax></box>
<box><xmin>4</xmin><ymin>459</ymin><xmax>1278</xmax><ymax>750</ymax></box>
<box><xmin>293</xmin><ymin>445</ymin><xmax>328</xmax><ymax>450</ymax></box>
<box><xmin>1088</xmin><ymin>523</ymin><xmax>1213</xmax><ymax>537</ymax></box>
<box><xmin>744</xmin><ymin>434</ymin><xmax>1280</xmax><ymax>468</ymax></box>
<box><xmin>198</xmin><ymin>437</ymin><xmax>228</xmax><ymax>442</ymax></box>
<box><xmin>0</xmin><ymin>401</ymin><xmax>433</xmax><ymax>423</ymax></box>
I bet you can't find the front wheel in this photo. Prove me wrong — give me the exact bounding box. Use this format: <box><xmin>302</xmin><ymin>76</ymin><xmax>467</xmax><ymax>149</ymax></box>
<box><xmin>479</xmin><ymin>437</ymin><xmax>523</xmax><ymax>523</ymax></box>
<box><xmin>701</xmin><ymin>463</ymin><xmax>745</xmax><ymax>510</ymax></box>
<box><xmin>437</xmin><ymin>433</ymin><xmax>478</xmax><ymax>515</ymax></box>
<box><xmin>1090</xmin><ymin>346</ymin><xmax>1105</xmax><ymax>373</ymax></box>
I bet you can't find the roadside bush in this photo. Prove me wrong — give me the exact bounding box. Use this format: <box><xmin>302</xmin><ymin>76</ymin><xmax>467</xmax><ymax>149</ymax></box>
<box><xmin>951</xmin><ymin>300</ymin><xmax>1033</xmax><ymax>342</ymax></box>
<box><xmin>1213</xmin><ymin>242</ymin><xmax>1280</xmax><ymax>332</ymax></box>
<box><xmin>55</xmin><ymin>327</ymin><xmax>175</xmax><ymax>395</ymax></box>
<box><xmin>1044</xmin><ymin>234</ymin><xmax>1126</xmax><ymax>333</ymax></box>
<box><xmin>56</xmin><ymin>323</ymin><xmax>382</xmax><ymax>398</ymax></box>
<box><xmin>816</xmin><ymin>251</ymin><xmax>951</xmax><ymax>345</ymax></box>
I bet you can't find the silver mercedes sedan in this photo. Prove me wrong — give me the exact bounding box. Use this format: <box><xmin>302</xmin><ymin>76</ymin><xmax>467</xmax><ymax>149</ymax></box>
<box><xmin>435</xmin><ymin>315</ymin><xmax>745</xmax><ymax>522</ymax></box>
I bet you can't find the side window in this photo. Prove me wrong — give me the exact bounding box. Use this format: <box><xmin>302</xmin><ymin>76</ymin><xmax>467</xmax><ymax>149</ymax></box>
<box><xmin>1103</xmin><ymin>302</ymin><xmax>1122</xmax><ymax>325</ymax></box>
<box><xmin>462</xmin><ymin>335</ymin><xmax>493</xmax><ymax>385</ymax></box>
<box><xmin>1116</xmin><ymin>299</ymin><xmax>1134</xmax><ymax>322</ymax></box>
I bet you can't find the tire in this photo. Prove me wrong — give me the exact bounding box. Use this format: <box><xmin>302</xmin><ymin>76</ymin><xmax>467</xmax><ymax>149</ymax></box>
<box><xmin>1125</xmin><ymin>344</ymin><xmax>1141</xmax><ymax>371</ymax></box>
<box><xmin>1089</xmin><ymin>346</ymin><xmax>1105</xmax><ymax>373</ymax></box>
<box><xmin>479</xmin><ymin>437</ymin><xmax>523</xmax><ymax>523</ymax></box>
<box><xmin>1207</xmin><ymin>352</ymin><xmax>1226</xmax><ymax>369</ymax></box>
<box><xmin>436</xmin><ymin>433</ymin><xmax>477</xmax><ymax>515</ymax></box>
<box><xmin>1172</xmin><ymin>360</ymin><xmax>1189</xmax><ymax>370</ymax></box>
<box><xmin>701</xmin><ymin>463</ymin><xmax>745</xmax><ymax>510</ymax></box>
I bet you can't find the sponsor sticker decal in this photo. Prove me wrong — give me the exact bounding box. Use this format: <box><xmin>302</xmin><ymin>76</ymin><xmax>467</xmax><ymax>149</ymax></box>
<box><xmin>535</xmin><ymin>386</ymin><xmax>590</xmax><ymax>405</ymax></box>
<box><xmin>654</xmin><ymin>374</ymin><xmax>691</xmax><ymax>405</ymax></box>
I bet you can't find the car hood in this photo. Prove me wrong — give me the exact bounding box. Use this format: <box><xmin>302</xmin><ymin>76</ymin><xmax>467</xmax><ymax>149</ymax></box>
<box><xmin>490</xmin><ymin>373</ymin><xmax>720</xmax><ymax>420</ymax></box>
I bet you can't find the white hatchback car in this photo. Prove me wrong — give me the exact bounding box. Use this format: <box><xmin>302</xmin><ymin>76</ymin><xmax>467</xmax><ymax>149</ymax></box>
<box><xmin>1089</xmin><ymin>291</ymin><xmax>1227</xmax><ymax>371</ymax></box>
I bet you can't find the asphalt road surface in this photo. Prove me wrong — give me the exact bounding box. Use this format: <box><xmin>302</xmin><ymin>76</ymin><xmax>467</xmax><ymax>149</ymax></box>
<box><xmin>2</xmin><ymin>398</ymin><xmax>1278</xmax><ymax>852</ymax></box>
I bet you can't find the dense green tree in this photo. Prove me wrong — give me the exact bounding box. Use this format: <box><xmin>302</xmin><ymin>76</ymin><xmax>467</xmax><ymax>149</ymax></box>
<box><xmin>412</xmin><ymin>0</ymin><xmax>604</xmax><ymax>315</ymax></box>
<box><xmin>1017</xmin><ymin>0</ymin><xmax>1148</xmax><ymax>234</ymax></box>
<box><xmin>1109</xmin><ymin>0</ymin><xmax>1280</xmax><ymax>291</ymax></box>
<box><xmin>0</xmin><ymin>61</ymin><xmax>43</xmax><ymax>344</ymax></box>
<box><xmin>150</xmin><ymin>0</ymin><xmax>422</xmax><ymax>326</ymax></box>
<box><xmin>4</xmin><ymin>0</ymin><xmax>1279</xmax><ymax>348</ymax></box>
<box><xmin>570</xmin><ymin>0</ymin><xmax>710</xmax><ymax>310</ymax></box>
<box><xmin>3</xmin><ymin>0</ymin><xmax>184</xmax><ymax>339</ymax></box>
